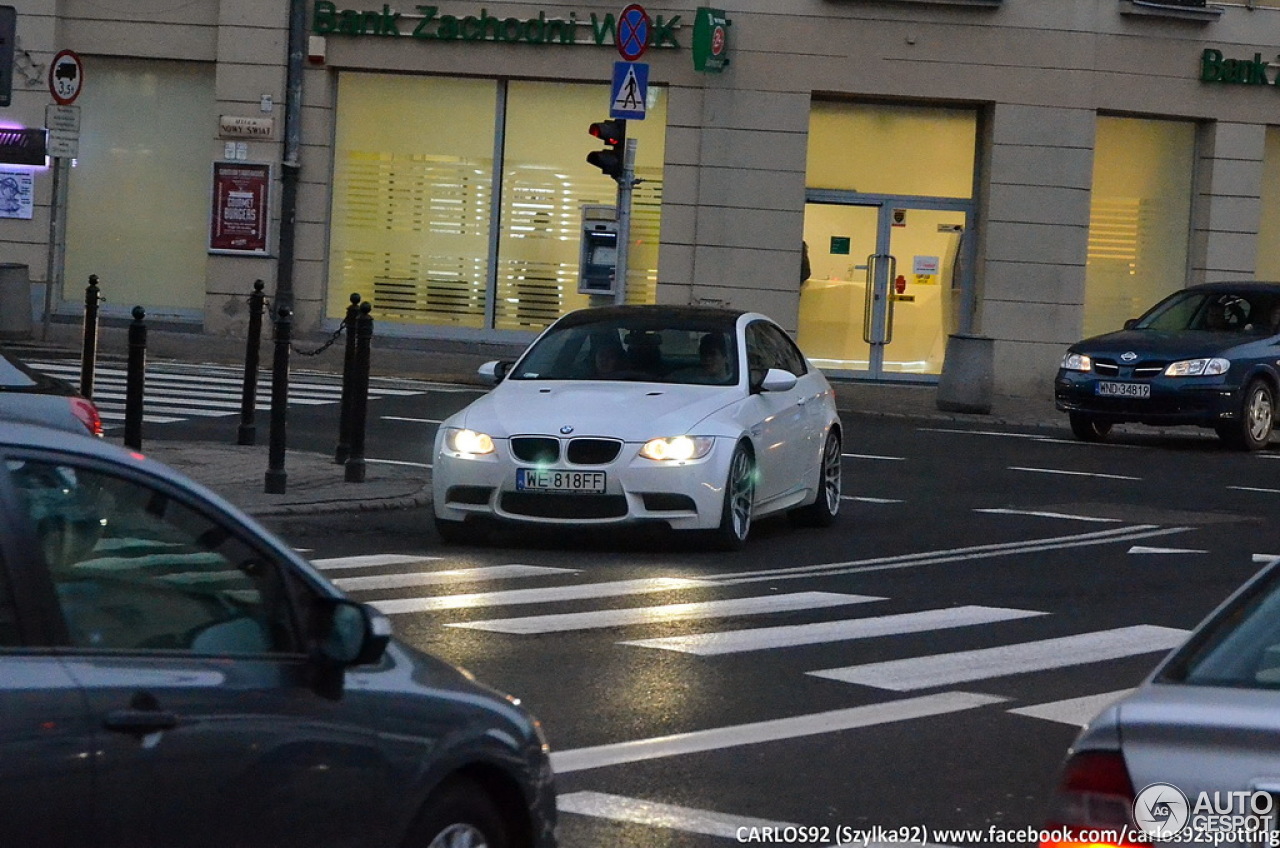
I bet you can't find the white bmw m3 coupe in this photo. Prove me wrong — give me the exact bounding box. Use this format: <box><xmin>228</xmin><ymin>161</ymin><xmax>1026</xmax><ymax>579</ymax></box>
<box><xmin>432</xmin><ymin>305</ymin><xmax>843</xmax><ymax>549</ymax></box>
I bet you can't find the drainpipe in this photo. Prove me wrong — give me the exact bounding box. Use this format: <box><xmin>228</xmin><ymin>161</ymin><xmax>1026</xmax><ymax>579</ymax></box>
<box><xmin>276</xmin><ymin>0</ymin><xmax>307</xmax><ymax>312</ymax></box>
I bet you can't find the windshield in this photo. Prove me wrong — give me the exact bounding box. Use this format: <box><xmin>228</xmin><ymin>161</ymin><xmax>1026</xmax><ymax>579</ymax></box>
<box><xmin>1161</xmin><ymin>565</ymin><xmax>1280</xmax><ymax>689</ymax></box>
<box><xmin>1136</xmin><ymin>290</ymin><xmax>1280</xmax><ymax>334</ymax></box>
<box><xmin>509</xmin><ymin>318</ymin><xmax>739</xmax><ymax>385</ymax></box>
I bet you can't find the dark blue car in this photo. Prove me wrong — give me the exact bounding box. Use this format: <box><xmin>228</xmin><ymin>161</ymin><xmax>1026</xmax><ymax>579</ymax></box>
<box><xmin>0</xmin><ymin>422</ymin><xmax>557</xmax><ymax>848</ymax></box>
<box><xmin>1055</xmin><ymin>282</ymin><xmax>1280</xmax><ymax>450</ymax></box>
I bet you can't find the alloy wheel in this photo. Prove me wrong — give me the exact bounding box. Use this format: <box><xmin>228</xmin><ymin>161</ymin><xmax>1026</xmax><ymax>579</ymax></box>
<box><xmin>727</xmin><ymin>447</ymin><xmax>754</xmax><ymax>541</ymax></box>
<box><xmin>427</xmin><ymin>823</ymin><xmax>490</xmax><ymax>848</ymax></box>
<box><xmin>1247</xmin><ymin>383</ymin><xmax>1275</xmax><ymax>445</ymax></box>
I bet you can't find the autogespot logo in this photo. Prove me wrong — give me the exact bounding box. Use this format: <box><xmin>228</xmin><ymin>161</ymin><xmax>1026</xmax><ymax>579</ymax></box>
<box><xmin>1134</xmin><ymin>782</ymin><xmax>1191</xmax><ymax>837</ymax></box>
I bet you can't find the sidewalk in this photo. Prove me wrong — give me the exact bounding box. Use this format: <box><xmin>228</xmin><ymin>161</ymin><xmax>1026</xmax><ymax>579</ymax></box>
<box><xmin>7</xmin><ymin>326</ymin><xmax>1068</xmax><ymax>518</ymax></box>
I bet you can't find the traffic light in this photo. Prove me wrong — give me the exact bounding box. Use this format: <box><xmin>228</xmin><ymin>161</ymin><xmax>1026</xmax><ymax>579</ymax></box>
<box><xmin>587</xmin><ymin>119</ymin><xmax>626</xmax><ymax>180</ymax></box>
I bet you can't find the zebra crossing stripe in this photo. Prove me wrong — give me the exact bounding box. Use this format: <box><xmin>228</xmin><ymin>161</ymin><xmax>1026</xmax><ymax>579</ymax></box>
<box><xmin>557</xmin><ymin>791</ymin><xmax>804</xmax><ymax>840</ymax></box>
<box><xmin>309</xmin><ymin>553</ymin><xmax>442</xmax><ymax>570</ymax></box>
<box><xmin>370</xmin><ymin>577</ymin><xmax>712</xmax><ymax>615</ymax></box>
<box><xmin>807</xmin><ymin>625</ymin><xmax>1189</xmax><ymax>691</ymax></box>
<box><xmin>448</xmin><ymin>592</ymin><xmax>885</xmax><ymax>635</ymax></box>
<box><xmin>333</xmin><ymin>564</ymin><xmax>576</xmax><ymax>592</ymax></box>
<box><xmin>549</xmin><ymin>691</ymin><xmax>1007</xmax><ymax>774</ymax></box>
<box><xmin>1007</xmin><ymin>689</ymin><xmax>1135</xmax><ymax>727</ymax></box>
<box><xmin>619</xmin><ymin>605</ymin><xmax>1048</xmax><ymax>656</ymax></box>
<box><xmin>32</xmin><ymin>362</ymin><xmax>425</xmax><ymax>395</ymax></box>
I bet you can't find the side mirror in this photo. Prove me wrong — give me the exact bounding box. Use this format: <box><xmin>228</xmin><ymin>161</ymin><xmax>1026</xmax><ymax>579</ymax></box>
<box><xmin>477</xmin><ymin>360</ymin><xmax>512</xmax><ymax>385</ymax></box>
<box><xmin>319</xmin><ymin>600</ymin><xmax>391</xmax><ymax>667</ymax></box>
<box><xmin>760</xmin><ymin>368</ymin><xmax>798</xmax><ymax>393</ymax></box>
<box><xmin>1123</xmin><ymin>318</ymin><xmax>1138</xmax><ymax>330</ymax></box>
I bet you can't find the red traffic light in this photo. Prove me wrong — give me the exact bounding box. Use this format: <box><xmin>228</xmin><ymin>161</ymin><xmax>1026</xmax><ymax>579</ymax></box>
<box><xmin>589</xmin><ymin>119</ymin><xmax>626</xmax><ymax>146</ymax></box>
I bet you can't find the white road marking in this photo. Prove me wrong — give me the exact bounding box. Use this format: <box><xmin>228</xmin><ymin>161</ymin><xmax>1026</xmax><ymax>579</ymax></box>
<box><xmin>364</xmin><ymin>458</ymin><xmax>432</xmax><ymax>469</ymax></box>
<box><xmin>371</xmin><ymin>576</ymin><xmax>712</xmax><ymax>614</ymax></box>
<box><xmin>974</xmin><ymin>508</ymin><xmax>1121</xmax><ymax>523</ymax></box>
<box><xmin>620</xmin><ymin>605</ymin><xmax>1047</xmax><ymax>656</ymax></box>
<box><xmin>333</xmin><ymin>564</ymin><xmax>576</xmax><ymax>592</ymax></box>
<box><xmin>448</xmin><ymin>592</ymin><xmax>883</xmax><ymax>634</ymax></box>
<box><xmin>1128</xmin><ymin>545</ymin><xmax>1206</xmax><ymax>555</ymax></box>
<box><xmin>556</xmin><ymin>791</ymin><xmax>804</xmax><ymax>840</ymax></box>
<box><xmin>707</xmin><ymin>524</ymin><xmax>1192</xmax><ymax>584</ymax></box>
<box><xmin>842</xmin><ymin>453</ymin><xmax>905</xmax><ymax>461</ymax></box>
<box><xmin>807</xmin><ymin>625</ymin><xmax>1189</xmax><ymax>691</ymax></box>
<box><xmin>1008</xmin><ymin>689</ymin><xmax>1135</xmax><ymax>727</ymax></box>
<box><xmin>98</xmin><ymin>411</ymin><xmax>184</xmax><ymax>423</ymax></box>
<box><xmin>1253</xmin><ymin>553</ymin><xmax>1280</xmax><ymax>566</ymax></box>
<box><xmin>382</xmin><ymin>416</ymin><xmax>445</xmax><ymax>424</ymax></box>
<box><xmin>549</xmin><ymin>691</ymin><xmax>1007</xmax><ymax>774</ymax></box>
<box><xmin>919</xmin><ymin>428</ymin><xmax>1048</xmax><ymax>439</ymax></box>
<box><xmin>1229</xmin><ymin>486</ymin><xmax>1280</xmax><ymax>494</ymax></box>
<box><xmin>842</xmin><ymin>496</ymin><xmax>904</xmax><ymax>504</ymax></box>
<box><xmin>310</xmin><ymin>553</ymin><xmax>442</xmax><ymax>571</ymax></box>
<box><xmin>1008</xmin><ymin>466</ymin><xmax>1141</xmax><ymax>481</ymax></box>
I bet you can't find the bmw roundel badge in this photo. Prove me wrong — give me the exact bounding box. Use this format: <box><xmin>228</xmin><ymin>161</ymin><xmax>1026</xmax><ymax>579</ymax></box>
<box><xmin>560</xmin><ymin>425</ymin><xmax>574</xmax><ymax>434</ymax></box>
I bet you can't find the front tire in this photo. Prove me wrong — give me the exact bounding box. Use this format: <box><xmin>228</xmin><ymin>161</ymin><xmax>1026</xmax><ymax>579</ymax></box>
<box><xmin>790</xmin><ymin>430</ymin><xmax>841</xmax><ymax>528</ymax></box>
<box><xmin>1218</xmin><ymin>378</ymin><xmax>1275</xmax><ymax>451</ymax></box>
<box><xmin>1069</xmin><ymin>412</ymin><xmax>1112</xmax><ymax>443</ymax></box>
<box><xmin>404</xmin><ymin>779</ymin><xmax>508</xmax><ymax>848</ymax></box>
<box><xmin>709</xmin><ymin>443</ymin><xmax>754</xmax><ymax>551</ymax></box>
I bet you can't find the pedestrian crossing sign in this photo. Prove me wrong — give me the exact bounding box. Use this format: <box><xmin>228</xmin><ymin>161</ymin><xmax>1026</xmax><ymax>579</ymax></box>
<box><xmin>609</xmin><ymin>61</ymin><xmax>648</xmax><ymax>121</ymax></box>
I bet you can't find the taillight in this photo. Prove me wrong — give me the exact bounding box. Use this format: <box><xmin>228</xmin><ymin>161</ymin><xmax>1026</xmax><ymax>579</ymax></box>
<box><xmin>69</xmin><ymin>397</ymin><xmax>103</xmax><ymax>437</ymax></box>
<box><xmin>1041</xmin><ymin>751</ymin><xmax>1142</xmax><ymax>848</ymax></box>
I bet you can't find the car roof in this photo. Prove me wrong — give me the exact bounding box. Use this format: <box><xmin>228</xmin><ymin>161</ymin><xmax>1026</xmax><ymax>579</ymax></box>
<box><xmin>1188</xmin><ymin>281</ymin><xmax>1280</xmax><ymax>294</ymax></box>
<box><xmin>0</xmin><ymin>420</ymin><xmax>184</xmax><ymax>482</ymax></box>
<box><xmin>554</xmin><ymin>304</ymin><xmax>748</xmax><ymax>330</ymax></box>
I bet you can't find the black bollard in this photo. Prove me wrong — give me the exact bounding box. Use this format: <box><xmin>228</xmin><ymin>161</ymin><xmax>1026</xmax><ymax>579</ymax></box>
<box><xmin>80</xmin><ymin>274</ymin><xmax>101</xmax><ymax>400</ymax></box>
<box><xmin>123</xmin><ymin>306</ymin><xmax>146</xmax><ymax>451</ymax></box>
<box><xmin>237</xmin><ymin>280</ymin><xmax>267</xmax><ymax>446</ymax></box>
<box><xmin>265</xmin><ymin>307</ymin><xmax>292</xmax><ymax>494</ymax></box>
<box><xmin>334</xmin><ymin>292</ymin><xmax>361</xmax><ymax>464</ymax></box>
<box><xmin>344</xmin><ymin>301</ymin><xmax>373</xmax><ymax>483</ymax></box>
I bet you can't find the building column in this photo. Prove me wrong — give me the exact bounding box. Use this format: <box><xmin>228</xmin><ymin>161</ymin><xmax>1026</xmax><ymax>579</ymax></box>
<box><xmin>978</xmin><ymin>103</ymin><xmax>1095</xmax><ymax>398</ymax></box>
<box><xmin>656</xmin><ymin>85</ymin><xmax>810</xmax><ymax>331</ymax></box>
<box><xmin>1189</xmin><ymin>121</ymin><xmax>1265</xmax><ymax>285</ymax></box>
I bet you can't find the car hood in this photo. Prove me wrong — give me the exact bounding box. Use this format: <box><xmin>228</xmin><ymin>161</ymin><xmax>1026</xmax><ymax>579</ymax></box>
<box><xmin>1070</xmin><ymin>329</ymin><xmax>1261</xmax><ymax>359</ymax></box>
<box><xmin>454</xmin><ymin>381</ymin><xmax>741</xmax><ymax>439</ymax></box>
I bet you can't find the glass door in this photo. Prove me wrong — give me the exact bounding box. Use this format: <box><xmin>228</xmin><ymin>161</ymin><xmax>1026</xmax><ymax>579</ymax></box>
<box><xmin>800</xmin><ymin>196</ymin><xmax>971</xmax><ymax>381</ymax></box>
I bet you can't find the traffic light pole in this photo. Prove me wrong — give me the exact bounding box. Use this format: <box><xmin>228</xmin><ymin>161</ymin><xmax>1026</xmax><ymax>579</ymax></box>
<box><xmin>614</xmin><ymin>138</ymin><xmax>637</xmax><ymax>305</ymax></box>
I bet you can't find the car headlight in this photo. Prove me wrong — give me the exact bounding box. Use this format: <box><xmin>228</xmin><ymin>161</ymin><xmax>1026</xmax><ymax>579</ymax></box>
<box><xmin>443</xmin><ymin>427</ymin><xmax>495</xmax><ymax>455</ymax></box>
<box><xmin>1164</xmin><ymin>357</ymin><xmax>1230</xmax><ymax>377</ymax></box>
<box><xmin>1061</xmin><ymin>352</ymin><xmax>1092</xmax><ymax>372</ymax></box>
<box><xmin>639</xmin><ymin>436</ymin><xmax>714</xmax><ymax>461</ymax></box>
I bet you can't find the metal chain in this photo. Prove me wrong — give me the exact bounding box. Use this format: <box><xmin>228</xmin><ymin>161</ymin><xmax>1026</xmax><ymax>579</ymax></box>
<box><xmin>259</xmin><ymin>294</ymin><xmax>349</xmax><ymax>357</ymax></box>
<box><xmin>291</xmin><ymin>319</ymin><xmax>347</xmax><ymax>357</ymax></box>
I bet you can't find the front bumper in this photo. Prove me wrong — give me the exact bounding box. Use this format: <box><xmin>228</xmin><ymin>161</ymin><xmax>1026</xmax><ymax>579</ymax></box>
<box><xmin>1053</xmin><ymin>371</ymin><xmax>1240</xmax><ymax>425</ymax></box>
<box><xmin>432</xmin><ymin>436</ymin><xmax>734</xmax><ymax>531</ymax></box>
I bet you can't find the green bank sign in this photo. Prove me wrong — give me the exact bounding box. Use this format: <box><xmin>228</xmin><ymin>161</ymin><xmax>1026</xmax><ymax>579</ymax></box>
<box><xmin>312</xmin><ymin>1</ymin><xmax>682</xmax><ymax>47</ymax></box>
<box><xmin>1200</xmin><ymin>48</ymin><xmax>1280</xmax><ymax>86</ymax></box>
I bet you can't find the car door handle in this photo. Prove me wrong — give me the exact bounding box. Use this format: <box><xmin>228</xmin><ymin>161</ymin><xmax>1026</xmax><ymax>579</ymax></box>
<box><xmin>103</xmin><ymin>708</ymin><xmax>179</xmax><ymax>734</ymax></box>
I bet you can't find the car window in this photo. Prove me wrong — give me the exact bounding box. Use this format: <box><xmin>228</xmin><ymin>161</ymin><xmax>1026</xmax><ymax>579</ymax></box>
<box><xmin>1162</xmin><ymin>568</ymin><xmax>1280</xmax><ymax>689</ymax></box>
<box><xmin>509</xmin><ymin>318</ymin><xmax>739</xmax><ymax>384</ymax></box>
<box><xmin>5</xmin><ymin>458</ymin><xmax>301</xmax><ymax>655</ymax></box>
<box><xmin>1137</xmin><ymin>291</ymin><xmax>1280</xmax><ymax>334</ymax></box>
<box><xmin>0</xmin><ymin>553</ymin><xmax>17</xmax><ymax>647</ymax></box>
<box><xmin>746</xmin><ymin>321</ymin><xmax>808</xmax><ymax>379</ymax></box>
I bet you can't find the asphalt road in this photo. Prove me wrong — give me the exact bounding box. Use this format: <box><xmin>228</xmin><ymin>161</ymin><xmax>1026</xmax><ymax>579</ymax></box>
<box><xmin>230</xmin><ymin>396</ymin><xmax>1280</xmax><ymax>848</ymax></box>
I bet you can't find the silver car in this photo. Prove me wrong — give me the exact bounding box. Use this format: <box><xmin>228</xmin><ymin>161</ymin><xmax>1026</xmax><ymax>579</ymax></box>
<box><xmin>0</xmin><ymin>345</ymin><xmax>102</xmax><ymax>436</ymax></box>
<box><xmin>1043</xmin><ymin>559</ymin><xmax>1280</xmax><ymax>846</ymax></box>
